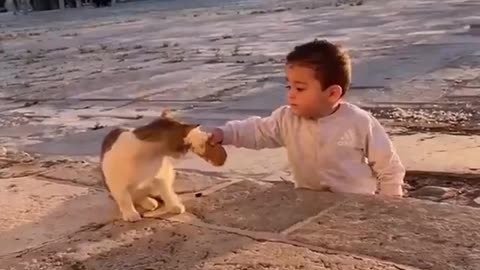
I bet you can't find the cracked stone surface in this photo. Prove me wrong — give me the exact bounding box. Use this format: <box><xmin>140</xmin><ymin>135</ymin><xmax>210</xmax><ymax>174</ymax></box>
<box><xmin>187</xmin><ymin>181</ymin><xmax>346</xmax><ymax>232</ymax></box>
<box><xmin>1</xmin><ymin>218</ymin><xmax>420</xmax><ymax>270</ymax></box>
<box><xmin>0</xmin><ymin>176</ymin><xmax>115</xmax><ymax>257</ymax></box>
<box><xmin>1</xmin><ymin>178</ymin><xmax>479</xmax><ymax>270</ymax></box>
<box><xmin>288</xmin><ymin>195</ymin><xmax>480</xmax><ymax>270</ymax></box>
<box><xmin>0</xmin><ymin>147</ymin><xmax>479</xmax><ymax>269</ymax></box>
<box><xmin>200</xmin><ymin>241</ymin><xmax>421</xmax><ymax>270</ymax></box>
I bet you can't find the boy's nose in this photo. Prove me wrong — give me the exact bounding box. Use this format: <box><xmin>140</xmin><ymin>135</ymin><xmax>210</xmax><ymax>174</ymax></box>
<box><xmin>287</xmin><ymin>91</ymin><xmax>296</xmax><ymax>100</ymax></box>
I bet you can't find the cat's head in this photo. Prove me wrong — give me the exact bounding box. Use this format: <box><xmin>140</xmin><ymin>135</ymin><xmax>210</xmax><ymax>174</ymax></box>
<box><xmin>132</xmin><ymin>110</ymin><xmax>227</xmax><ymax>166</ymax></box>
<box><xmin>132</xmin><ymin>110</ymin><xmax>198</xmax><ymax>155</ymax></box>
<box><xmin>184</xmin><ymin>125</ymin><xmax>228</xmax><ymax>167</ymax></box>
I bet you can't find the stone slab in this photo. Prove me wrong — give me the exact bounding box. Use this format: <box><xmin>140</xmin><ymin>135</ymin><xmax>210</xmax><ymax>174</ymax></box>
<box><xmin>176</xmin><ymin>146</ymin><xmax>288</xmax><ymax>175</ymax></box>
<box><xmin>21</xmin><ymin>127</ymin><xmax>113</xmax><ymax>157</ymax></box>
<box><xmin>288</xmin><ymin>196</ymin><xmax>480</xmax><ymax>270</ymax></box>
<box><xmin>186</xmin><ymin>181</ymin><xmax>346</xmax><ymax>232</ymax></box>
<box><xmin>174</xmin><ymin>170</ymin><xmax>229</xmax><ymax>194</ymax></box>
<box><xmin>177</xmin><ymin>133</ymin><xmax>480</xmax><ymax>176</ymax></box>
<box><xmin>29</xmin><ymin>158</ymin><xmax>227</xmax><ymax>194</ymax></box>
<box><xmin>19</xmin><ymin>120</ymin><xmax>480</xmax><ymax>176</ymax></box>
<box><xmin>0</xmin><ymin>176</ymin><xmax>115</xmax><ymax>257</ymax></box>
<box><xmin>202</xmin><ymin>241</ymin><xmax>420</xmax><ymax>270</ymax></box>
<box><xmin>0</xmin><ymin>219</ymin><xmax>417</xmax><ymax>270</ymax></box>
<box><xmin>20</xmin><ymin>116</ymin><xmax>154</xmax><ymax>157</ymax></box>
<box><xmin>393</xmin><ymin>134</ymin><xmax>480</xmax><ymax>173</ymax></box>
<box><xmin>37</xmin><ymin>160</ymin><xmax>102</xmax><ymax>187</ymax></box>
<box><xmin>2</xmin><ymin>0</ymin><xmax>480</xmax><ymax>153</ymax></box>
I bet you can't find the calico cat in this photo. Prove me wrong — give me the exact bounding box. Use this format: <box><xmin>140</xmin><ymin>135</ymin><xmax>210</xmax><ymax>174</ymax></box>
<box><xmin>100</xmin><ymin>111</ymin><xmax>226</xmax><ymax>222</ymax></box>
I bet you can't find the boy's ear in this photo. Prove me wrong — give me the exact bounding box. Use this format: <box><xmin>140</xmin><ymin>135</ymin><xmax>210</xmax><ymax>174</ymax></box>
<box><xmin>326</xmin><ymin>85</ymin><xmax>343</xmax><ymax>99</ymax></box>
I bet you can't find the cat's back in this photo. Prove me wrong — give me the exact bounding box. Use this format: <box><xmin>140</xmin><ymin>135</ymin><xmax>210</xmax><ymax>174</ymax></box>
<box><xmin>101</xmin><ymin>127</ymin><xmax>146</xmax><ymax>183</ymax></box>
<box><xmin>101</xmin><ymin>126</ymin><xmax>166</xmax><ymax>187</ymax></box>
<box><xmin>100</xmin><ymin>127</ymin><xmax>161</xmax><ymax>172</ymax></box>
<box><xmin>100</xmin><ymin>127</ymin><xmax>129</xmax><ymax>163</ymax></box>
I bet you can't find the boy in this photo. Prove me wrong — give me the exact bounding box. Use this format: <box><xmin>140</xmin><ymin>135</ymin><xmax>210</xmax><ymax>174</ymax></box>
<box><xmin>209</xmin><ymin>39</ymin><xmax>405</xmax><ymax>196</ymax></box>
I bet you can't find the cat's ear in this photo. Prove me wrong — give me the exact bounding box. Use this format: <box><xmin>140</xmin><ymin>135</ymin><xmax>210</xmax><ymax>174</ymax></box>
<box><xmin>161</xmin><ymin>109</ymin><xmax>175</xmax><ymax>119</ymax></box>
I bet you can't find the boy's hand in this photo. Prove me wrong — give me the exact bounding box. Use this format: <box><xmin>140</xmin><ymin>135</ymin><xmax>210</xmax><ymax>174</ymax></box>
<box><xmin>208</xmin><ymin>128</ymin><xmax>224</xmax><ymax>145</ymax></box>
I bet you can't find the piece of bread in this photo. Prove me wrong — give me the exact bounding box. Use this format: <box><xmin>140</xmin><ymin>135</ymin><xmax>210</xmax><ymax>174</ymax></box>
<box><xmin>200</xmin><ymin>143</ymin><xmax>227</xmax><ymax>166</ymax></box>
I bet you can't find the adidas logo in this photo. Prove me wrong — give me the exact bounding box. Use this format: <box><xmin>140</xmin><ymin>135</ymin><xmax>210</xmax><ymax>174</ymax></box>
<box><xmin>337</xmin><ymin>129</ymin><xmax>355</xmax><ymax>147</ymax></box>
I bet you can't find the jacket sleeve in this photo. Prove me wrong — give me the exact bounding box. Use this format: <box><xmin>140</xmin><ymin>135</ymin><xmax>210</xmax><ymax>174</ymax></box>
<box><xmin>219</xmin><ymin>106</ymin><xmax>287</xmax><ymax>150</ymax></box>
<box><xmin>365</xmin><ymin>115</ymin><xmax>406</xmax><ymax>196</ymax></box>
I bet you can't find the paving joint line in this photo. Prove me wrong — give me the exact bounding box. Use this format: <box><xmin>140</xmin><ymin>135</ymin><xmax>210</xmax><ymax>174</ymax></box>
<box><xmin>280</xmin><ymin>199</ymin><xmax>349</xmax><ymax>236</ymax></box>
<box><xmin>157</xmin><ymin>213</ymin><xmax>420</xmax><ymax>270</ymax></box>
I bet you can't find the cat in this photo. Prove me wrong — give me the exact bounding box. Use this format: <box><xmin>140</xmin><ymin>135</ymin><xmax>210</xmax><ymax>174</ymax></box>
<box><xmin>100</xmin><ymin>111</ymin><xmax>222</xmax><ymax>222</ymax></box>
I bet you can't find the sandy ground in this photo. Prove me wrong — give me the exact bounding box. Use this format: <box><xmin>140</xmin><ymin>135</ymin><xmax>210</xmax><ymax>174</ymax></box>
<box><xmin>0</xmin><ymin>0</ymin><xmax>480</xmax><ymax>269</ymax></box>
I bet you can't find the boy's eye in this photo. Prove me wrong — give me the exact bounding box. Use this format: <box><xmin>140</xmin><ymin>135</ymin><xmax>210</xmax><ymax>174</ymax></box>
<box><xmin>286</xmin><ymin>85</ymin><xmax>305</xmax><ymax>92</ymax></box>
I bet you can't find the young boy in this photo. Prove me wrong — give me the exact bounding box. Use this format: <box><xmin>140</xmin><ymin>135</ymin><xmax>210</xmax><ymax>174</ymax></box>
<box><xmin>209</xmin><ymin>39</ymin><xmax>405</xmax><ymax>196</ymax></box>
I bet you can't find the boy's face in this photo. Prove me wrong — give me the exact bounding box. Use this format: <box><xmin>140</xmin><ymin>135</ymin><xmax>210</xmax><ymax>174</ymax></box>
<box><xmin>285</xmin><ymin>64</ymin><xmax>342</xmax><ymax>118</ymax></box>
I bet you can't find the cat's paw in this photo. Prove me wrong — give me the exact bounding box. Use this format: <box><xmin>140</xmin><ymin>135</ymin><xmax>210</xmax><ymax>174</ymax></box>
<box><xmin>138</xmin><ymin>197</ymin><xmax>159</xmax><ymax>211</ymax></box>
<box><xmin>143</xmin><ymin>207</ymin><xmax>168</xmax><ymax>218</ymax></box>
<box><xmin>169</xmin><ymin>204</ymin><xmax>185</xmax><ymax>215</ymax></box>
<box><xmin>142</xmin><ymin>204</ymin><xmax>185</xmax><ymax>218</ymax></box>
<box><xmin>122</xmin><ymin>211</ymin><xmax>142</xmax><ymax>222</ymax></box>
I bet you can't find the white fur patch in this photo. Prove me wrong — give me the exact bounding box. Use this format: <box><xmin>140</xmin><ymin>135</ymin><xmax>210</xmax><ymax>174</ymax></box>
<box><xmin>101</xmin><ymin>131</ymin><xmax>186</xmax><ymax>222</ymax></box>
<box><xmin>184</xmin><ymin>127</ymin><xmax>210</xmax><ymax>155</ymax></box>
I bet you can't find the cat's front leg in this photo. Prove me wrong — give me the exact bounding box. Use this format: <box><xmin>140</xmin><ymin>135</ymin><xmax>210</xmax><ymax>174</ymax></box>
<box><xmin>150</xmin><ymin>159</ymin><xmax>185</xmax><ymax>215</ymax></box>
<box><xmin>147</xmin><ymin>175</ymin><xmax>185</xmax><ymax>217</ymax></box>
<box><xmin>110</xmin><ymin>189</ymin><xmax>142</xmax><ymax>222</ymax></box>
<box><xmin>151</xmin><ymin>181</ymin><xmax>185</xmax><ymax>214</ymax></box>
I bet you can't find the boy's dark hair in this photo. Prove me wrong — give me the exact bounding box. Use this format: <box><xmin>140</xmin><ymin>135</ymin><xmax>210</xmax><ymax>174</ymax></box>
<box><xmin>286</xmin><ymin>39</ymin><xmax>351</xmax><ymax>97</ymax></box>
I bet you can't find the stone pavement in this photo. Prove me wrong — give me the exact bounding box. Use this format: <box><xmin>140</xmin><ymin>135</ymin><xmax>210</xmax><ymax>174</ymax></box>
<box><xmin>1</xmin><ymin>0</ymin><xmax>480</xmax><ymax>269</ymax></box>
<box><xmin>1</xmin><ymin>0</ymin><xmax>480</xmax><ymax>150</ymax></box>
<box><xmin>0</xmin><ymin>150</ymin><xmax>479</xmax><ymax>270</ymax></box>
<box><xmin>1</xmin><ymin>168</ymin><xmax>479</xmax><ymax>270</ymax></box>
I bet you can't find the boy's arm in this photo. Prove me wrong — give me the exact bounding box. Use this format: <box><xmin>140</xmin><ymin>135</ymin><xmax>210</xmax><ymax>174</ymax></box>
<box><xmin>365</xmin><ymin>115</ymin><xmax>406</xmax><ymax>196</ymax></box>
<box><xmin>219</xmin><ymin>107</ymin><xmax>287</xmax><ymax>149</ymax></box>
